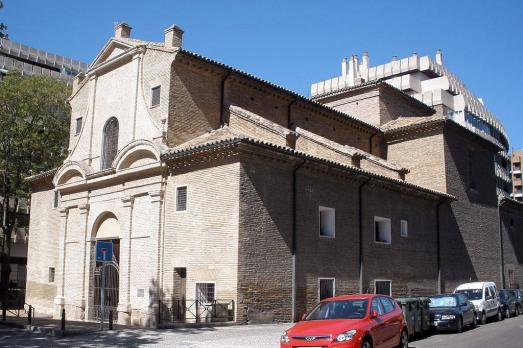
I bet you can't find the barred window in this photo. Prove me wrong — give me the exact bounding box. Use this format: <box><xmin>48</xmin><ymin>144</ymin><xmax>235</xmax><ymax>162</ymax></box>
<box><xmin>151</xmin><ymin>86</ymin><xmax>161</xmax><ymax>107</ymax></box>
<box><xmin>319</xmin><ymin>278</ymin><xmax>335</xmax><ymax>301</ymax></box>
<box><xmin>375</xmin><ymin>280</ymin><xmax>391</xmax><ymax>296</ymax></box>
<box><xmin>196</xmin><ymin>283</ymin><xmax>215</xmax><ymax>304</ymax></box>
<box><xmin>176</xmin><ymin>186</ymin><xmax>187</xmax><ymax>211</ymax></box>
<box><xmin>101</xmin><ymin>117</ymin><xmax>119</xmax><ymax>170</ymax></box>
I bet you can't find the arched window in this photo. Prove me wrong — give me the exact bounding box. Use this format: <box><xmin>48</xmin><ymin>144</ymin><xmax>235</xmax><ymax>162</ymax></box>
<box><xmin>101</xmin><ymin>117</ymin><xmax>119</xmax><ymax>170</ymax></box>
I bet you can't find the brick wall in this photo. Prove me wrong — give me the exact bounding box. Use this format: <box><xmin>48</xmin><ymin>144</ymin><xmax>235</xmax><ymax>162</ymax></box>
<box><xmin>322</xmin><ymin>89</ymin><xmax>382</xmax><ymax>126</ymax></box>
<box><xmin>500</xmin><ymin>202</ymin><xmax>523</xmax><ymax>289</ymax></box>
<box><xmin>440</xmin><ymin>125</ymin><xmax>501</xmax><ymax>291</ymax></box>
<box><xmin>385</xmin><ymin>127</ymin><xmax>448</xmax><ymax>193</ymax></box>
<box><xmin>294</xmin><ymin>169</ymin><xmax>360</xmax><ymax>319</ymax></box>
<box><xmin>237</xmin><ymin>151</ymin><xmax>293</xmax><ymax>323</ymax></box>
<box><xmin>361</xmin><ymin>184</ymin><xmax>439</xmax><ymax>297</ymax></box>
<box><xmin>162</xmin><ymin>156</ymin><xmax>241</xmax><ymax>320</ymax></box>
<box><xmin>25</xmin><ymin>181</ymin><xmax>60</xmax><ymax>316</ymax></box>
<box><xmin>167</xmin><ymin>56</ymin><xmax>223</xmax><ymax>147</ymax></box>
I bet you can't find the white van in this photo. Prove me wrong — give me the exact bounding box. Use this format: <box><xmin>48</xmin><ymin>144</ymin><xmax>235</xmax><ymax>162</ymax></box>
<box><xmin>454</xmin><ymin>282</ymin><xmax>502</xmax><ymax>324</ymax></box>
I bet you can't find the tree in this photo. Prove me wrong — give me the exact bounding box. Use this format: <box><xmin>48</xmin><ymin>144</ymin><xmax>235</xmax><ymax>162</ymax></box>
<box><xmin>0</xmin><ymin>72</ymin><xmax>71</xmax><ymax>309</ymax></box>
<box><xmin>0</xmin><ymin>1</ymin><xmax>7</xmax><ymax>39</ymax></box>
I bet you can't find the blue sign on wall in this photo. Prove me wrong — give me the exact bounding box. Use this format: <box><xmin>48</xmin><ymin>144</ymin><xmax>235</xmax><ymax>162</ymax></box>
<box><xmin>96</xmin><ymin>241</ymin><xmax>113</xmax><ymax>262</ymax></box>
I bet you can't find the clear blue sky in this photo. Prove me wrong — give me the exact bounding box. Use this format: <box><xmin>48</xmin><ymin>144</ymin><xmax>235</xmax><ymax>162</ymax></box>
<box><xmin>2</xmin><ymin>0</ymin><xmax>522</xmax><ymax>149</ymax></box>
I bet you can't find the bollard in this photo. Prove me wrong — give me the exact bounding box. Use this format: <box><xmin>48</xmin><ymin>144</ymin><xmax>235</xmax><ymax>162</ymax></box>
<box><xmin>28</xmin><ymin>305</ymin><xmax>32</xmax><ymax>325</ymax></box>
<box><xmin>61</xmin><ymin>308</ymin><xmax>65</xmax><ymax>331</ymax></box>
<box><xmin>2</xmin><ymin>302</ymin><xmax>6</xmax><ymax>321</ymax></box>
<box><xmin>109</xmin><ymin>310</ymin><xmax>113</xmax><ymax>330</ymax></box>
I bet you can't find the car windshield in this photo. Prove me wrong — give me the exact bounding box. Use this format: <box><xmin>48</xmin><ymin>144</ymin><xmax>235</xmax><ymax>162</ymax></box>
<box><xmin>455</xmin><ymin>289</ymin><xmax>482</xmax><ymax>301</ymax></box>
<box><xmin>429</xmin><ymin>296</ymin><xmax>457</xmax><ymax>308</ymax></box>
<box><xmin>306</xmin><ymin>299</ymin><xmax>369</xmax><ymax>320</ymax></box>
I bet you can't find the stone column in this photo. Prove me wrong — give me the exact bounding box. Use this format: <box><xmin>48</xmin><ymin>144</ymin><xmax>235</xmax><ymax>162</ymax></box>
<box><xmin>117</xmin><ymin>196</ymin><xmax>134</xmax><ymax>325</ymax></box>
<box><xmin>148</xmin><ymin>190</ymin><xmax>164</xmax><ymax>328</ymax></box>
<box><xmin>53</xmin><ymin>207</ymin><xmax>68</xmax><ymax>318</ymax></box>
<box><xmin>78</xmin><ymin>203</ymin><xmax>90</xmax><ymax>320</ymax></box>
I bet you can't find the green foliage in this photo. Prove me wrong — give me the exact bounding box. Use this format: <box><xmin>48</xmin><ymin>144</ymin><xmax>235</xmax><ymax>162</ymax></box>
<box><xmin>0</xmin><ymin>72</ymin><xmax>71</xmax><ymax>199</ymax></box>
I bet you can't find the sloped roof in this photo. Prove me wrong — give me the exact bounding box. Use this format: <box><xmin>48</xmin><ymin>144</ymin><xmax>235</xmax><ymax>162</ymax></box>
<box><xmin>162</xmin><ymin>127</ymin><xmax>454</xmax><ymax>200</ymax></box>
<box><xmin>381</xmin><ymin>115</ymin><xmax>446</xmax><ymax>133</ymax></box>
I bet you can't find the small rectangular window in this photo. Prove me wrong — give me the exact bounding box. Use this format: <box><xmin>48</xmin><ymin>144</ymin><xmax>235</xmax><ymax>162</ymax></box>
<box><xmin>375</xmin><ymin>217</ymin><xmax>391</xmax><ymax>244</ymax></box>
<box><xmin>137</xmin><ymin>288</ymin><xmax>144</xmax><ymax>298</ymax></box>
<box><xmin>319</xmin><ymin>278</ymin><xmax>335</xmax><ymax>301</ymax></box>
<box><xmin>319</xmin><ymin>206</ymin><xmax>335</xmax><ymax>238</ymax></box>
<box><xmin>400</xmin><ymin>220</ymin><xmax>408</xmax><ymax>237</ymax></box>
<box><xmin>48</xmin><ymin>267</ymin><xmax>55</xmax><ymax>283</ymax></box>
<box><xmin>176</xmin><ymin>186</ymin><xmax>187</xmax><ymax>211</ymax></box>
<box><xmin>196</xmin><ymin>282</ymin><xmax>215</xmax><ymax>304</ymax></box>
<box><xmin>53</xmin><ymin>191</ymin><xmax>60</xmax><ymax>208</ymax></box>
<box><xmin>151</xmin><ymin>85</ymin><xmax>161</xmax><ymax>107</ymax></box>
<box><xmin>375</xmin><ymin>280</ymin><xmax>391</xmax><ymax>296</ymax></box>
<box><xmin>75</xmin><ymin>117</ymin><xmax>82</xmax><ymax>135</ymax></box>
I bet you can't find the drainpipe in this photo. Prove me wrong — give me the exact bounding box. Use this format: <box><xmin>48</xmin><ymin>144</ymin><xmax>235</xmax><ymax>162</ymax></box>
<box><xmin>287</xmin><ymin>99</ymin><xmax>297</xmax><ymax>129</ymax></box>
<box><xmin>368</xmin><ymin>132</ymin><xmax>378</xmax><ymax>156</ymax></box>
<box><xmin>291</xmin><ymin>159</ymin><xmax>306</xmax><ymax>322</ymax></box>
<box><xmin>436</xmin><ymin>199</ymin><xmax>446</xmax><ymax>294</ymax></box>
<box><xmin>358</xmin><ymin>178</ymin><xmax>371</xmax><ymax>293</ymax></box>
<box><xmin>498</xmin><ymin>200</ymin><xmax>506</xmax><ymax>288</ymax></box>
<box><xmin>220</xmin><ymin>72</ymin><xmax>231</xmax><ymax>126</ymax></box>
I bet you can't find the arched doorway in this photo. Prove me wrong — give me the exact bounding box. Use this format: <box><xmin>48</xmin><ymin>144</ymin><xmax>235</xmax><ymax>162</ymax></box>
<box><xmin>91</xmin><ymin>213</ymin><xmax>120</xmax><ymax>321</ymax></box>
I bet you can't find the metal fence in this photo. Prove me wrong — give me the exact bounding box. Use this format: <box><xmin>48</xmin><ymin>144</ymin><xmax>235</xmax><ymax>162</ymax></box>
<box><xmin>5</xmin><ymin>289</ymin><xmax>25</xmax><ymax>310</ymax></box>
<box><xmin>161</xmin><ymin>299</ymin><xmax>235</xmax><ymax>323</ymax></box>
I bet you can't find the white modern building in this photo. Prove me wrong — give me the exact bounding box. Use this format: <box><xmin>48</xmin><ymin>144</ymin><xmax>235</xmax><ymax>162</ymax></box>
<box><xmin>311</xmin><ymin>51</ymin><xmax>512</xmax><ymax>197</ymax></box>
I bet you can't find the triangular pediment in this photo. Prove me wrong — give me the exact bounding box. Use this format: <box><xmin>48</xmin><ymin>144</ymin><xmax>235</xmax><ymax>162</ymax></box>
<box><xmin>89</xmin><ymin>39</ymin><xmax>135</xmax><ymax>68</ymax></box>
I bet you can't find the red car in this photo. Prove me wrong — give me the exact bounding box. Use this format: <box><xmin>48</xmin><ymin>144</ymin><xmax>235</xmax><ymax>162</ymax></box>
<box><xmin>281</xmin><ymin>294</ymin><xmax>408</xmax><ymax>348</ymax></box>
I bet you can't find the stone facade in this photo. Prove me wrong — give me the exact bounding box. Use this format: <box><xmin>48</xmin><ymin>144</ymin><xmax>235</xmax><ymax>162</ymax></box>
<box><xmin>25</xmin><ymin>23</ymin><xmax>523</xmax><ymax>327</ymax></box>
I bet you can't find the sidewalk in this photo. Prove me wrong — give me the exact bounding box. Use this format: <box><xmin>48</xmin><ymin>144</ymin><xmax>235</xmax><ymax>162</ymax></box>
<box><xmin>0</xmin><ymin>314</ymin><xmax>127</xmax><ymax>337</ymax></box>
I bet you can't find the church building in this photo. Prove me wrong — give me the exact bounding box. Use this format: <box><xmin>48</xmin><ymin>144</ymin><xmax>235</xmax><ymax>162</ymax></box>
<box><xmin>25</xmin><ymin>23</ymin><xmax>523</xmax><ymax>327</ymax></box>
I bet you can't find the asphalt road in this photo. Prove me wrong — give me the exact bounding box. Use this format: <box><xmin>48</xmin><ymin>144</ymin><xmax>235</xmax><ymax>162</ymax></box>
<box><xmin>410</xmin><ymin>314</ymin><xmax>523</xmax><ymax>348</ymax></box>
<box><xmin>1</xmin><ymin>315</ymin><xmax>523</xmax><ymax>347</ymax></box>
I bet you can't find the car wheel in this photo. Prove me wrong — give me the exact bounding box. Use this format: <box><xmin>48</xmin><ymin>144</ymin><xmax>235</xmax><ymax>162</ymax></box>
<box><xmin>457</xmin><ymin>317</ymin><xmax>463</xmax><ymax>333</ymax></box>
<box><xmin>516</xmin><ymin>306</ymin><xmax>520</xmax><ymax>316</ymax></box>
<box><xmin>398</xmin><ymin>330</ymin><xmax>408</xmax><ymax>348</ymax></box>
<box><xmin>362</xmin><ymin>338</ymin><xmax>373</xmax><ymax>348</ymax></box>
<box><xmin>471</xmin><ymin>313</ymin><xmax>477</xmax><ymax>328</ymax></box>
<box><xmin>480</xmin><ymin>311</ymin><xmax>487</xmax><ymax>325</ymax></box>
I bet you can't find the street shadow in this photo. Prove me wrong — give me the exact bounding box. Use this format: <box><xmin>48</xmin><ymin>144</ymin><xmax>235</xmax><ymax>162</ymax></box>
<box><xmin>56</xmin><ymin>329</ymin><xmax>165</xmax><ymax>347</ymax></box>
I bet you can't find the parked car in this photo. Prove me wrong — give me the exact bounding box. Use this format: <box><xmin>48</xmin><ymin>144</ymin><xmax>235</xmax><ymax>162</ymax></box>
<box><xmin>428</xmin><ymin>294</ymin><xmax>476</xmax><ymax>332</ymax></box>
<box><xmin>454</xmin><ymin>282</ymin><xmax>502</xmax><ymax>324</ymax></box>
<box><xmin>507</xmin><ymin>289</ymin><xmax>522</xmax><ymax>315</ymax></box>
<box><xmin>281</xmin><ymin>294</ymin><xmax>408</xmax><ymax>348</ymax></box>
<box><xmin>499</xmin><ymin>290</ymin><xmax>518</xmax><ymax>318</ymax></box>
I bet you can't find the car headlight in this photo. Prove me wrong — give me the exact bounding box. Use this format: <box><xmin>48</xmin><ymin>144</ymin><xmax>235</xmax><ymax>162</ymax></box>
<box><xmin>474</xmin><ymin>305</ymin><xmax>479</xmax><ymax>311</ymax></box>
<box><xmin>441</xmin><ymin>315</ymin><xmax>456</xmax><ymax>320</ymax></box>
<box><xmin>280</xmin><ymin>331</ymin><xmax>290</xmax><ymax>343</ymax></box>
<box><xmin>336</xmin><ymin>329</ymin><xmax>357</xmax><ymax>342</ymax></box>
